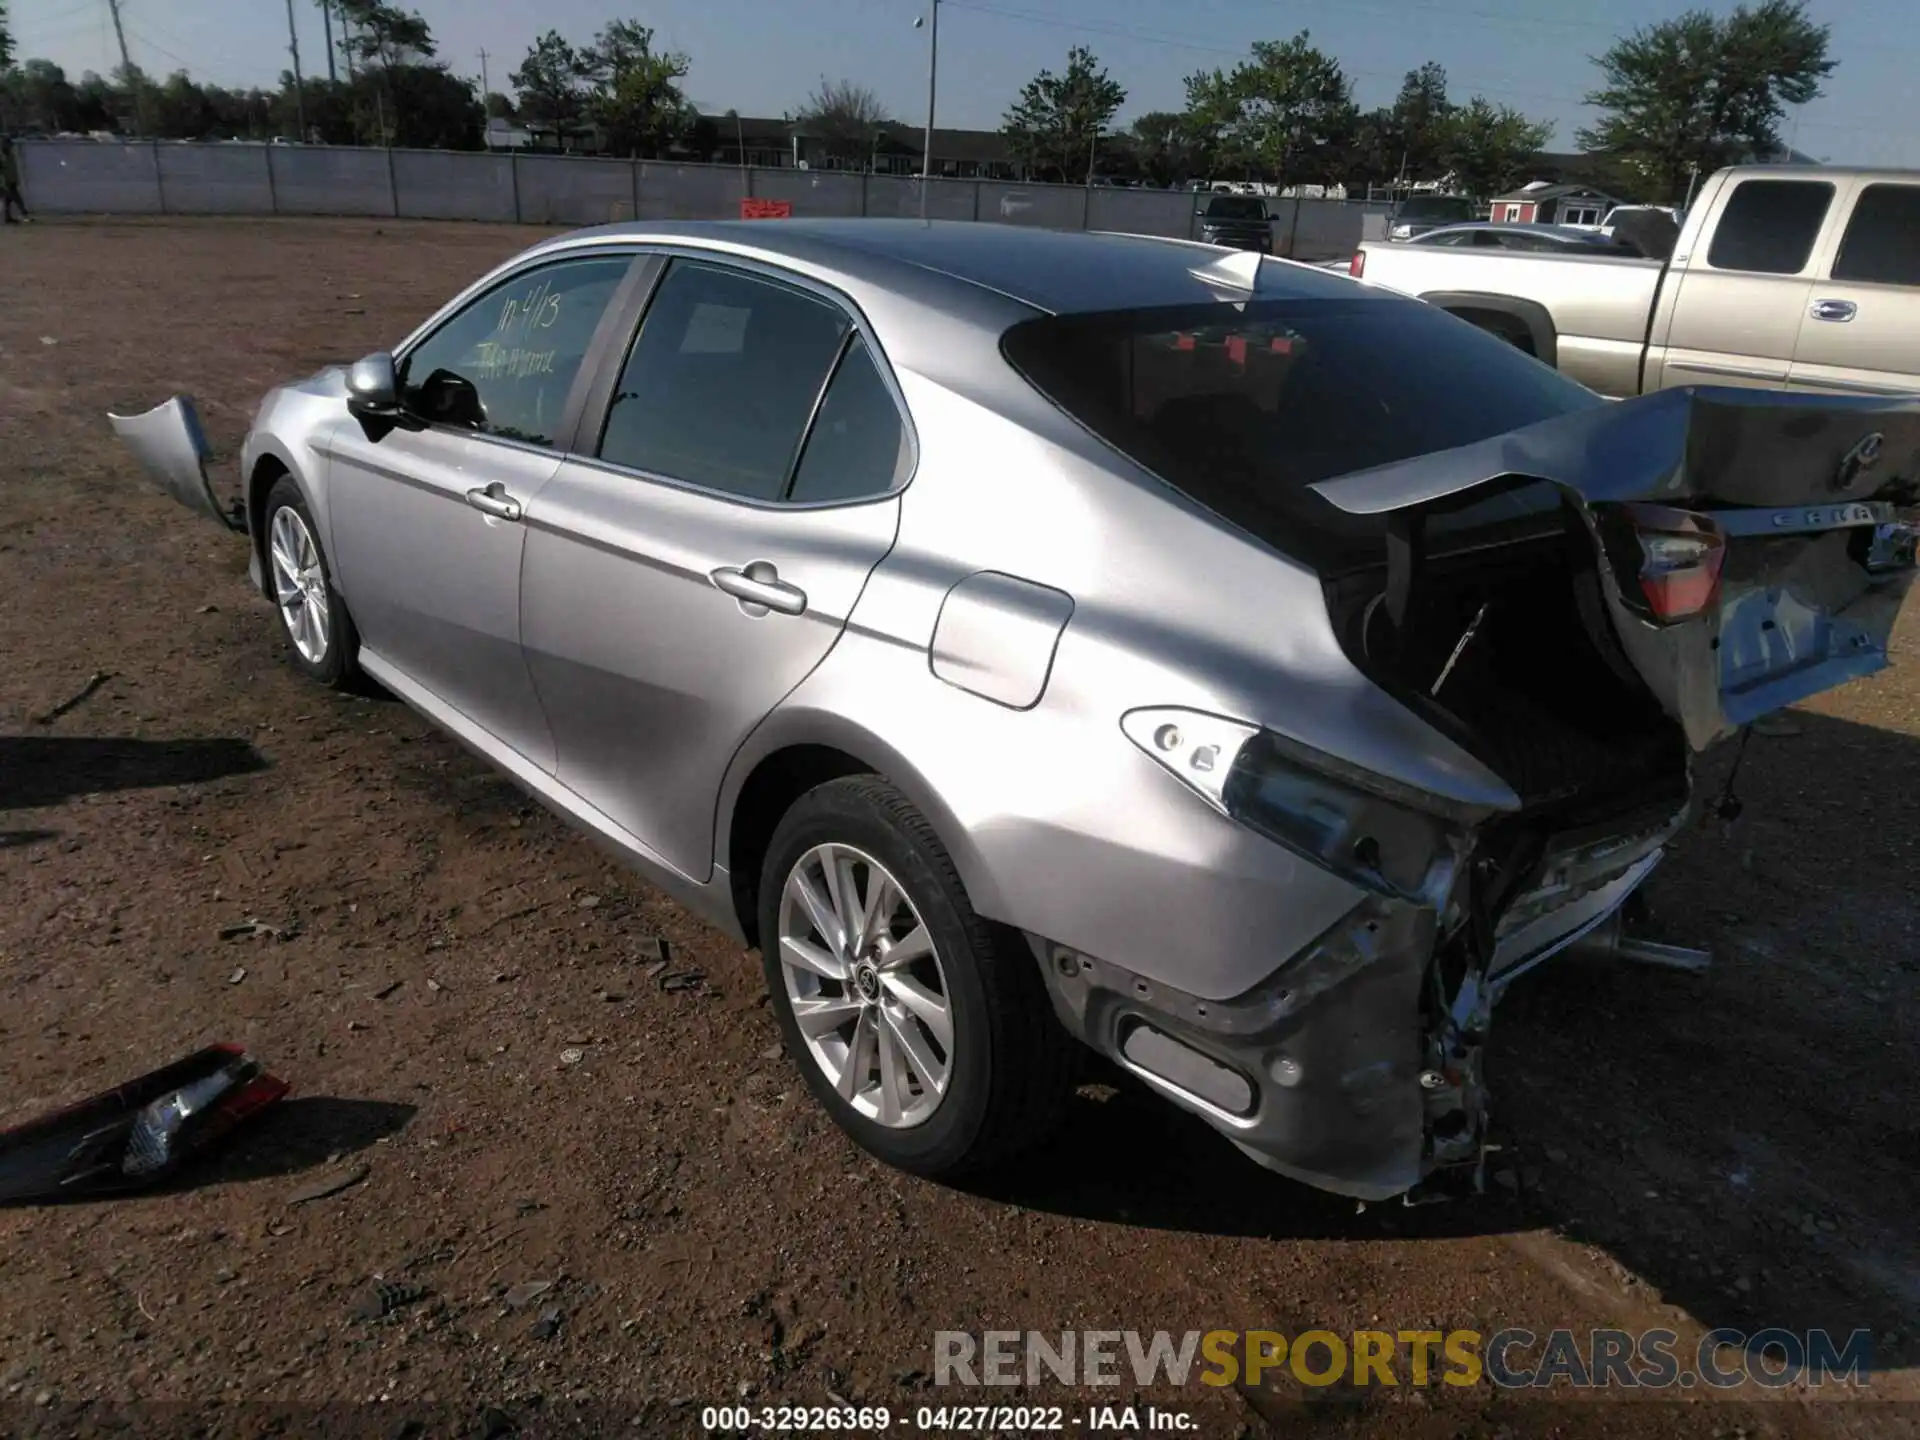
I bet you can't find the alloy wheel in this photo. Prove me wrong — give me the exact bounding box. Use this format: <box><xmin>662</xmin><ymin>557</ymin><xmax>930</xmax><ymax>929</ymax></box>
<box><xmin>268</xmin><ymin>504</ymin><xmax>331</xmax><ymax>665</ymax></box>
<box><xmin>777</xmin><ymin>842</ymin><xmax>954</xmax><ymax>1128</ymax></box>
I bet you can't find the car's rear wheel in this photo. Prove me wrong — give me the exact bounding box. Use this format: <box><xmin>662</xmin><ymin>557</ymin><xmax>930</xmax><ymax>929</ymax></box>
<box><xmin>757</xmin><ymin>776</ymin><xmax>1071</xmax><ymax>1177</ymax></box>
<box><xmin>263</xmin><ymin>476</ymin><xmax>359</xmax><ymax>688</ymax></box>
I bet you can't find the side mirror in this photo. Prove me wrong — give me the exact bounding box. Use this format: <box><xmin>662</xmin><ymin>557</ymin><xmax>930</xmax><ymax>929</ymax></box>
<box><xmin>345</xmin><ymin>352</ymin><xmax>399</xmax><ymax>417</ymax></box>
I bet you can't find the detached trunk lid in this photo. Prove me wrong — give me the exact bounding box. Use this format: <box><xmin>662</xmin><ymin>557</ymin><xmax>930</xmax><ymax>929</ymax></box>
<box><xmin>1310</xmin><ymin>386</ymin><xmax>1920</xmax><ymax>748</ymax></box>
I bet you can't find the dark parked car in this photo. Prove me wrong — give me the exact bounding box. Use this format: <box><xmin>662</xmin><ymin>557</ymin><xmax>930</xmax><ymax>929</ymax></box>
<box><xmin>1195</xmin><ymin>194</ymin><xmax>1272</xmax><ymax>252</ymax></box>
<box><xmin>1409</xmin><ymin>222</ymin><xmax>1644</xmax><ymax>254</ymax></box>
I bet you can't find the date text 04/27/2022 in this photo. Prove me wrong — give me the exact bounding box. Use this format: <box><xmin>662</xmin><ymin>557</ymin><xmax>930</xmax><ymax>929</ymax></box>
<box><xmin>698</xmin><ymin>1404</ymin><xmax>1200</xmax><ymax>1432</ymax></box>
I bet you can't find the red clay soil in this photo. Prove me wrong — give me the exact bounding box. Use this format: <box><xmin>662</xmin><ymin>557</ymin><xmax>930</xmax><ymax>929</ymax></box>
<box><xmin>1</xmin><ymin>218</ymin><xmax>1916</xmax><ymax>1439</ymax></box>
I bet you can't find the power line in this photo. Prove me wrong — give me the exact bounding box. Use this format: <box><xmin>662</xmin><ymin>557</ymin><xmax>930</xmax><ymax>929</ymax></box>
<box><xmin>122</xmin><ymin>25</ymin><xmax>192</xmax><ymax>71</ymax></box>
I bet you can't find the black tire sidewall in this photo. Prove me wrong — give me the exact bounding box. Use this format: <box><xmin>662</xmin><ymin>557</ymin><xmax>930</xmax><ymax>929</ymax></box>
<box><xmin>758</xmin><ymin>781</ymin><xmax>996</xmax><ymax>1174</ymax></box>
<box><xmin>262</xmin><ymin>476</ymin><xmax>353</xmax><ymax>687</ymax></box>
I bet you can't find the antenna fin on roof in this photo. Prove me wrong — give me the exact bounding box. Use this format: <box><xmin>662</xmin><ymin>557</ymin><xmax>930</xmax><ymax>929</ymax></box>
<box><xmin>1188</xmin><ymin>249</ymin><xmax>1267</xmax><ymax>293</ymax></box>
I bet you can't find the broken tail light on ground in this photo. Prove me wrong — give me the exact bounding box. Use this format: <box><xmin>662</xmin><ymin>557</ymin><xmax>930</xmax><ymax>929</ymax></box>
<box><xmin>0</xmin><ymin>1044</ymin><xmax>288</xmax><ymax>1203</ymax></box>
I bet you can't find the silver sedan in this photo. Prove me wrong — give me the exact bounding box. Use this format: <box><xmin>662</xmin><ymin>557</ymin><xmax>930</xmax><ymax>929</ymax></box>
<box><xmin>114</xmin><ymin>220</ymin><xmax>1917</xmax><ymax>1201</ymax></box>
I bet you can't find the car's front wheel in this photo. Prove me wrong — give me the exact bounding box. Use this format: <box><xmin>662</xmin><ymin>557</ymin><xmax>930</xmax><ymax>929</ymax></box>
<box><xmin>262</xmin><ymin>475</ymin><xmax>359</xmax><ymax>688</ymax></box>
<box><xmin>757</xmin><ymin>776</ymin><xmax>1071</xmax><ymax>1178</ymax></box>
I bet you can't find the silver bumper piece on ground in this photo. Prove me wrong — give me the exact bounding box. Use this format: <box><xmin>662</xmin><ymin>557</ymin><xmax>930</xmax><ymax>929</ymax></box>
<box><xmin>106</xmin><ymin>395</ymin><xmax>243</xmax><ymax>533</ymax></box>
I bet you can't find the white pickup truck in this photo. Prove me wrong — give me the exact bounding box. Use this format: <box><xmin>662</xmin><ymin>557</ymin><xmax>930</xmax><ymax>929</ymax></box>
<box><xmin>1351</xmin><ymin>164</ymin><xmax>1920</xmax><ymax>399</ymax></box>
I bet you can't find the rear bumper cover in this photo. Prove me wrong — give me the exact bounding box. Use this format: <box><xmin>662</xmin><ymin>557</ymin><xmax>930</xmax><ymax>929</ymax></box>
<box><xmin>1032</xmin><ymin>807</ymin><xmax>1680</xmax><ymax>1200</ymax></box>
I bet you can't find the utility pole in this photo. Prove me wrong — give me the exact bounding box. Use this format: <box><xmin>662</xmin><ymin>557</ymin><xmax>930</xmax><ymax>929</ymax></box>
<box><xmin>105</xmin><ymin>0</ymin><xmax>143</xmax><ymax>136</ymax></box>
<box><xmin>321</xmin><ymin>1</ymin><xmax>337</xmax><ymax>84</ymax></box>
<box><xmin>285</xmin><ymin>0</ymin><xmax>308</xmax><ymax>142</ymax></box>
<box><xmin>478</xmin><ymin>47</ymin><xmax>490</xmax><ymax>107</ymax></box>
<box><xmin>919</xmin><ymin>0</ymin><xmax>938</xmax><ymax>218</ymax></box>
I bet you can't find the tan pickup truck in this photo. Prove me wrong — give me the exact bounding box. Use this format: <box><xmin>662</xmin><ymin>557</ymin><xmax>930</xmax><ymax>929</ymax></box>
<box><xmin>1351</xmin><ymin>164</ymin><xmax>1920</xmax><ymax>398</ymax></box>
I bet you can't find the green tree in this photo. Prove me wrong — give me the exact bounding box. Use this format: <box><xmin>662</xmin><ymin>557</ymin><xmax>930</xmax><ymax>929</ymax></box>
<box><xmin>581</xmin><ymin>20</ymin><xmax>690</xmax><ymax>157</ymax></box>
<box><xmin>1443</xmin><ymin>97</ymin><xmax>1553</xmax><ymax>200</ymax></box>
<box><xmin>790</xmin><ymin>77</ymin><xmax>890</xmax><ymax>169</ymax></box>
<box><xmin>150</xmin><ymin>70</ymin><xmax>215</xmax><ymax>138</ymax></box>
<box><xmin>0</xmin><ymin>59</ymin><xmax>82</xmax><ymax>132</ymax></box>
<box><xmin>1577</xmin><ymin>0</ymin><xmax>1833</xmax><ymax>201</ymax></box>
<box><xmin>336</xmin><ymin>0</ymin><xmax>435</xmax><ymax>143</ymax></box>
<box><xmin>1127</xmin><ymin>110</ymin><xmax>1211</xmax><ymax>187</ymax></box>
<box><xmin>0</xmin><ymin>2</ymin><xmax>15</xmax><ymax>73</ymax></box>
<box><xmin>1184</xmin><ymin>32</ymin><xmax>1355</xmax><ymax>190</ymax></box>
<box><xmin>1388</xmin><ymin>62</ymin><xmax>1454</xmax><ymax>182</ymax></box>
<box><xmin>510</xmin><ymin>30</ymin><xmax>587</xmax><ymax>126</ymax></box>
<box><xmin>337</xmin><ymin>0</ymin><xmax>434</xmax><ymax>72</ymax></box>
<box><xmin>1002</xmin><ymin>46</ymin><xmax>1126</xmax><ymax>182</ymax></box>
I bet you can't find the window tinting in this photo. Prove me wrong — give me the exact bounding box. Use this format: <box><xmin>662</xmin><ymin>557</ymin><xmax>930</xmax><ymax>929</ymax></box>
<box><xmin>398</xmin><ymin>256</ymin><xmax>630</xmax><ymax>447</ymax></box>
<box><xmin>1001</xmin><ymin>297</ymin><xmax>1602</xmax><ymax>563</ymax></box>
<box><xmin>1205</xmin><ymin>196</ymin><xmax>1267</xmax><ymax>221</ymax></box>
<box><xmin>1832</xmin><ymin>183</ymin><xmax>1920</xmax><ymax>286</ymax></box>
<box><xmin>1706</xmin><ymin>180</ymin><xmax>1833</xmax><ymax>274</ymax></box>
<box><xmin>787</xmin><ymin>335</ymin><xmax>911</xmax><ymax>504</ymax></box>
<box><xmin>599</xmin><ymin>261</ymin><xmax>850</xmax><ymax>501</ymax></box>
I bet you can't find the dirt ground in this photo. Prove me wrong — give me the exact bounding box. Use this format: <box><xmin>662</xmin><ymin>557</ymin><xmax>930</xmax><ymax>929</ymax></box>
<box><xmin>1</xmin><ymin>218</ymin><xmax>1917</xmax><ymax>1440</ymax></box>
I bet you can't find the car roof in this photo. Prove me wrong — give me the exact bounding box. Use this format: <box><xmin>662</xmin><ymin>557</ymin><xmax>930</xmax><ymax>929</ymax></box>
<box><xmin>533</xmin><ymin>218</ymin><xmax>1365</xmax><ymax>317</ymax></box>
<box><xmin>1419</xmin><ymin>222</ymin><xmax>1614</xmax><ymax>241</ymax></box>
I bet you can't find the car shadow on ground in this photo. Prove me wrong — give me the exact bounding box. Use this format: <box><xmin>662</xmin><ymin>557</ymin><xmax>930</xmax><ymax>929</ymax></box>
<box><xmin>0</xmin><ymin>735</ymin><xmax>269</xmax><ymax>810</ymax></box>
<box><xmin>969</xmin><ymin>707</ymin><xmax>1919</xmax><ymax>1369</ymax></box>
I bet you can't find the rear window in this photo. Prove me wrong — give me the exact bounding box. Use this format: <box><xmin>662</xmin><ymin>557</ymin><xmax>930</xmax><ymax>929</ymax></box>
<box><xmin>1205</xmin><ymin>196</ymin><xmax>1267</xmax><ymax>221</ymax></box>
<box><xmin>1831</xmin><ymin>183</ymin><xmax>1920</xmax><ymax>287</ymax></box>
<box><xmin>1001</xmin><ymin>297</ymin><xmax>1603</xmax><ymax>567</ymax></box>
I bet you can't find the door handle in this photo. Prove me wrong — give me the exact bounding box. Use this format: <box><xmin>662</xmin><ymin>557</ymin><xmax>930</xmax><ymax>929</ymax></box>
<box><xmin>464</xmin><ymin>482</ymin><xmax>522</xmax><ymax>521</ymax></box>
<box><xmin>1809</xmin><ymin>299</ymin><xmax>1858</xmax><ymax>323</ymax></box>
<box><xmin>711</xmin><ymin>561</ymin><xmax>807</xmax><ymax>616</ymax></box>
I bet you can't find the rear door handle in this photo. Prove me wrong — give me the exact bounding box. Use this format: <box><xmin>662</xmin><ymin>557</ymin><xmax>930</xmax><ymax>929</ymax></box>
<box><xmin>711</xmin><ymin>561</ymin><xmax>807</xmax><ymax>616</ymax></box>
<box><xmin>464</xmin><ymin>482</ymin><xmax>522</xmax><ymax>521</ymax></box>
<box><xmin>1809</xmin><ymin>299</ymin><xmax>1858</xmax><ymax>322</ymax></box>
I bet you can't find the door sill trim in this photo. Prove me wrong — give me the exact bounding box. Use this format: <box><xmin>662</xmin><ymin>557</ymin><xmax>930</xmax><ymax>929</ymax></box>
<box><xmin>355</xmin><ymin>648</ymin><xmax>740</xmax><ymax>938</ymax></box>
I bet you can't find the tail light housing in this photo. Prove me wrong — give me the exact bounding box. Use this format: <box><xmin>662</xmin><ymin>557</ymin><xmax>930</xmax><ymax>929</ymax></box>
<box><xmin>1604</xmin><ymin>503</ymin><xmax>1726</xmax><ymax>624</ymax></box>
<box><xmin>1349</xmin><ymin>250</ymin><xmax>1366</xmax><ymax>278</ymax></box>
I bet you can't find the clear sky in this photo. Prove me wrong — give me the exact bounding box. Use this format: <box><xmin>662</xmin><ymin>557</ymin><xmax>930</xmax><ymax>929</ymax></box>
<box><xmin>11</xmin><ymin>0</ymin><xmax>1915</xmax><ymax>165</ymax></box>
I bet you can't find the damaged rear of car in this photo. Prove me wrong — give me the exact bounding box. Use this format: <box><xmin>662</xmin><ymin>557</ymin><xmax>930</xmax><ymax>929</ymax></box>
<box><xmin>1006</xmin><ymin>295</ymin><xmax>1917</xmax><ymax>1198</ymax></box>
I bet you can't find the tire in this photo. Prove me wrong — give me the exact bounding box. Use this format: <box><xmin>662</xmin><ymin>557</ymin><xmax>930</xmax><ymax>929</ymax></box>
<box><xmin>261</xmin><ymin>475</ymin><xmax>360</xmax><ymax>689</ymax></box>
<box><xmin>757</xmin><ymin>775</ymin><xmax>1072</xmax><ymax>1178</ymax></box>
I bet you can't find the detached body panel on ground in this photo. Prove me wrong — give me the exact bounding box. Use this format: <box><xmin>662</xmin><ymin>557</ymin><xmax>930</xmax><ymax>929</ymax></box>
<box><xmin>111</xmin><ymin>219</ymin><xmax>1920</xmax><ymax>1202</ymax></box>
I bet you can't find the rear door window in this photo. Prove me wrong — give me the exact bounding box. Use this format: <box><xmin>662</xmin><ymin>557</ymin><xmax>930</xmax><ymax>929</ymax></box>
<box><xmin>1830</xmin><ymin>183</ymin><xmax>1920</xmax><ymax>286</ymax></box>
<box><xmin>597</xmin><ymin>261</ymin><xmax>851</xmax><ymax>502</ymax></box>
<box><xmin>1706</xmin><ymin>179</ymin><xmax>1834</xmax><ymax>274</ymax></box>
<box><xmin>786</xmin><ymin>335</ymin><xmax>912</xmax><ymax>504</ymax></box>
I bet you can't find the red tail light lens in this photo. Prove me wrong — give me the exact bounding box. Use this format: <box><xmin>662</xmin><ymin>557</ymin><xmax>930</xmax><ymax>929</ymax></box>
<box><xmin>1623</xmin><ymin>504</ymin><xmax>1725</xmax><ymax>623</ymax></box>
<box><xmin>1349</xmin><ymin>250</ymin><xmax>1366</xmax><ymax>278</ymax></box>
